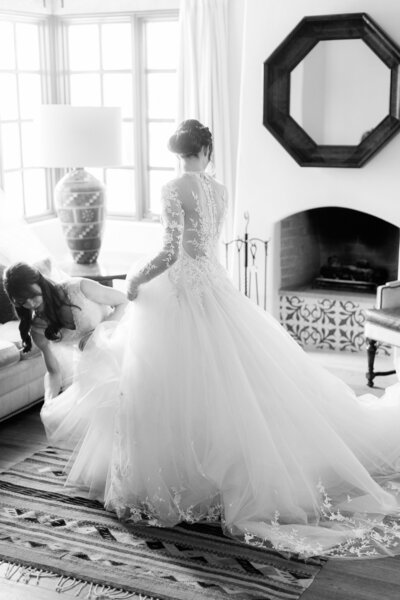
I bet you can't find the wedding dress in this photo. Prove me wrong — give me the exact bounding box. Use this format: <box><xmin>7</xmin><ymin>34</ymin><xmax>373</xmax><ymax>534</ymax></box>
<box><xmin>41</xmin><ymin>171</ymin><xmax>400</xmax><ymax>559</ymax></box>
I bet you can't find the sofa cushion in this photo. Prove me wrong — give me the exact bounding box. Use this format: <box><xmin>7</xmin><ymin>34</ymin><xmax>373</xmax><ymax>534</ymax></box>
<box><xmin>0</xmin><ymin>320</ymin><xmax>22</xmax><ymax>346</ymax></box>
<box><xmin>0</xmin><ymin>264</ymin><xmax>17</xmax><ymax>324</ymax></box>
<box><xmin>0</xmin><ymin>355</ymin><xmax>45</xmax><ymax>422</ymax></box>
<box><xmin>0</xmin><ymin>339</ymin><xmax>20</xmax><ymax>368</ymax></box>
<box><xmin>0</xmin><ymin>321</ymin><xmax>42</xmax><ymax>358</ymax></box>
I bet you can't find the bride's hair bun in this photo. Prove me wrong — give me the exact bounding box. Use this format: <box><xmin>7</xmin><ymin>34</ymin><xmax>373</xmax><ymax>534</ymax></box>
<box><xmin>168</xmin><ymin>119</ymin><xmax>213</xmax><ymax>158</ymax></box>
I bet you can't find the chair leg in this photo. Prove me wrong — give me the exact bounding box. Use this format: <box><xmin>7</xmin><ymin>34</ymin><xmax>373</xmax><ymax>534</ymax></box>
<box><xmin>366</xmin><ymin>338</ymin><xmax>378</xmax><ymax>387</ymax></box>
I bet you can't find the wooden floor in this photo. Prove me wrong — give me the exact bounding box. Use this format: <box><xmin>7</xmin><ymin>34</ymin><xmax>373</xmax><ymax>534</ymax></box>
<box><xmin>1</xmin><ymin>353</ymin><xmax>400</xmax><ymax>599</ymax></box>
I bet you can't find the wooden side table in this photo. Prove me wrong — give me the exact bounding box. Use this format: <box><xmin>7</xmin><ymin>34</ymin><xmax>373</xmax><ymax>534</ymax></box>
<box><xmin>59</xmin><ymin>252</ymin><xmax>133</xmax><ymax>287</ymax></box>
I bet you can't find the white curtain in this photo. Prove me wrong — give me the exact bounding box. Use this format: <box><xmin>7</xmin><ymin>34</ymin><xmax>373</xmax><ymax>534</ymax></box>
<box><xmin>177</xmin><ymin>0</ymin><xmax>234</xmax><ymax>241</ymax></box>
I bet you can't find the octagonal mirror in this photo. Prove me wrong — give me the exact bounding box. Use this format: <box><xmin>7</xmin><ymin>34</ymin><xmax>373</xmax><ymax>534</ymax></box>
<box><xmin>263</xmin><ymin>13</ymin><xmax>400</xmax><ymax>167</ymax></box>
<box><xmin>290</xmin><ymin>40</ymin><xmax>390</xmax><ymax>146</ymax></box>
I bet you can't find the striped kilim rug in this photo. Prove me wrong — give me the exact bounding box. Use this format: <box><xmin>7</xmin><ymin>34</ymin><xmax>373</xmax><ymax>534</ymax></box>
<box><xmin>0</xmin><ymin>447</ymin><xmax>325</xmax><ymax>599</ymax></box>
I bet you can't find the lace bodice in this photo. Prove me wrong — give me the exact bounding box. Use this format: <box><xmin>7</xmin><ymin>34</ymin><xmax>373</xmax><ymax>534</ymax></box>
<box><xmin>133</xmin><ymin>172</ymin><xmax>227</xmax><ymax>287</ymax></box>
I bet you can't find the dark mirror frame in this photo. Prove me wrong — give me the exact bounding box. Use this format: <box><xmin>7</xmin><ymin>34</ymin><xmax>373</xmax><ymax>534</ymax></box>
<box><xmin>263</xmin><ymin>13</ymin><xmax>400</xmax><ymax>167</ymax></box>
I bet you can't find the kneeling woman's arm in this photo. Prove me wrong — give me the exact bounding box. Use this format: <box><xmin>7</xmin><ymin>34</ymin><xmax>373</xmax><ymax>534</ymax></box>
<box><xmin>77</xmin><ymin>279</ymin><xmax>129</xmax><ymax>350</ymax></box>
<box><xmin>79</xmin><ymin>278</ymin><xmax>128</xmax><ymax>322</ymax></box>
<box><xmin>31</xmin><ymin>329</ymin><xmax>62</xmax><ymax>401</ymax></box>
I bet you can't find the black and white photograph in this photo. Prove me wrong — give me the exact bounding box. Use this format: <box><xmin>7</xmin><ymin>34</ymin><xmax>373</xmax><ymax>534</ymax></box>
<box><xmin>1</xmin><ymin>1</ymin><xmax>400</xmax><ymax>599</ymax></box>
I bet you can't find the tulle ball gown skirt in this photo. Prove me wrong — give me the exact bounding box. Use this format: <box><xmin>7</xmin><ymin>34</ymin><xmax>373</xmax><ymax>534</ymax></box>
<box><xmin>41</xmin><ymin>259</ymin><xmax>400</xmax><ymax>559</ymax></box>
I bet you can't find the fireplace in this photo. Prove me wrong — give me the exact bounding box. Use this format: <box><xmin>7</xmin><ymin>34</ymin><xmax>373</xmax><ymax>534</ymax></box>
<box><xmin>280</xmin><ymin>207</ymin><xmax>399</xmax><ymax>291</ymax></box>
<box><xmin>278</xmin><ymin>207</ymin><xmax>399</xmax><ymax>353</ymax></box>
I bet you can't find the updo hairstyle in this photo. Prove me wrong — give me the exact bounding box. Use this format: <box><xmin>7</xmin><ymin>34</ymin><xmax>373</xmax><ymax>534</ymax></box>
<box><xmin>168</xmin><ymin>119</ymin><xmax>213</xmax><ymax>158</ymax></box>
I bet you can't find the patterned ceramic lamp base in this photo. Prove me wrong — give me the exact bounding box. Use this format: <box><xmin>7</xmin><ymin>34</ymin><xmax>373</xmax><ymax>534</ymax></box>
<box><xmin>55</xmin><ymin>168</ymin><xmax>105</xmax><ymax>264</ymax></box>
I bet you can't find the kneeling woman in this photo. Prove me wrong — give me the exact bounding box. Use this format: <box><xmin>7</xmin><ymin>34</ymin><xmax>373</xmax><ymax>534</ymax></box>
<box><xmin>3</xmin><ymin>262</ymin><xmax>128</xmax><ymax>401</ymax></box>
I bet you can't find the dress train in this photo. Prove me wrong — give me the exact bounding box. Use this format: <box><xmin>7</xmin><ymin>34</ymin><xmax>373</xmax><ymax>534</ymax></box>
<box><xmin>42</xmin><ymin>263</ymin><xmax>400</xmax><ymax>559</ymax></box>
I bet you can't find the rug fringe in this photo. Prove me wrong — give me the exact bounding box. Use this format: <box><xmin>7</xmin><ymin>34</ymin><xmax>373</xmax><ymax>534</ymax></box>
<box><xmin>4</xmin><ymin>560</ymin><xmax>58</xmax><ymax>585</ymax></box>
<box><xmin>1</xmin><ymin>560</ymin><xmax>160</xmax><ymax>599</ymax></box>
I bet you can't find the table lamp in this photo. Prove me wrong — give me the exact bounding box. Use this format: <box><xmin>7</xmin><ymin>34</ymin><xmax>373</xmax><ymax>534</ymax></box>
<box><xmin>37</xmin><ymin>105</ymin><xmax>122</xmax><ymax>264</ymax></box>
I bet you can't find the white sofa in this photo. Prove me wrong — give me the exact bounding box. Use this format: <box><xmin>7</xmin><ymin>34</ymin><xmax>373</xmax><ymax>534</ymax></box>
<box><xmin>0</xmin><ymin>328</ymin><xmax>45</xmax><ymax>422</ymax></box>
<box><xmin>0</xmin><ymin>271</ymin><xmax>46</xmax><ymax>422</ymax></box>
<box><xmin>0</xmin><ymin>217</ymin><xmax>56</xmax><ymax>421</ymax></box>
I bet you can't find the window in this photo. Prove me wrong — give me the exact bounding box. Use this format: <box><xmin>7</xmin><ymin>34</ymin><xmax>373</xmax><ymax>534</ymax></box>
<box><xmin>0</xmin><ymin>11</ymin><xmax>178</xmax><ymax>221</ymax></box>
<box><xmin>62</xmin><ymin>14</ymin><xmax>179</xmax><ymax>220</ymax></box>
<box><xmin>0</xmin><ymin>17</ymin><xmax>51</xmax><ymax>220</ymax></box>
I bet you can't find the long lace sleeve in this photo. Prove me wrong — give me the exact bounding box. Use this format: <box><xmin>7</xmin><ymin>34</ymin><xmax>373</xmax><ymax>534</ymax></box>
<box><xmin>130</xmin><ymin>182</ymin><xmax>184</xmax><ymax>287</ymax></box>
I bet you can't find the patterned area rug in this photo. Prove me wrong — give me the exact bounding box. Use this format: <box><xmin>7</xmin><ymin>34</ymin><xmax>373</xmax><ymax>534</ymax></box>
<box><xmin>0</xmin><ymin>447</ymin><xmax>325</xmax><ymax>599</ymax></box>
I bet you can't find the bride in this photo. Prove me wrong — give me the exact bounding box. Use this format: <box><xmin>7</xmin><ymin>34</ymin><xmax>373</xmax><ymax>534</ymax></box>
<box><xmin>41</xmin><ymin>119</ymin><xmax>400</xmax><ymax>559</ymax></box>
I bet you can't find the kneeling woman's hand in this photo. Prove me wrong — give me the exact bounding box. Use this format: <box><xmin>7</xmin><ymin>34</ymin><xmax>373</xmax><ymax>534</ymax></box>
<box><xmin>78</xmin><ymin>330</ymin><xmax>94</xmax><ymax>351</ymax></box>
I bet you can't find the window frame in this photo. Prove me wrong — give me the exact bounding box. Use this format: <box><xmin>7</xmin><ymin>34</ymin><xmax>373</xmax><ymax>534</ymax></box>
<box><xmin>0</xmin><ymin>11</ymin><xmax>55</xmax><ymax>222</ymax></box>
<box><xmin>57</xmin><ymin>10</ymin><xmax>179</xmax><ymax>222</ymax></box>
<box><xmin>0</xmin><ymin>8</ymin><xmax>179</xmax><ymax>223</ymax></box>
<box><xmin>143</xmin><ymin>16</ymin><xmax>179</xmax><ymax>220</ymax></box>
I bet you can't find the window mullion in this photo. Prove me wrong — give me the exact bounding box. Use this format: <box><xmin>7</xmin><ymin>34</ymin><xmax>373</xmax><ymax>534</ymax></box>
<box><xmin>46</xmin><ymin>17</ymin><xmax>59</xmax><ymax>103</ymax></box>
<box><xmin>98</xmin><ymin>23</ymin><xmax>106</xmax><ymax>187</ymax></box>
<box><xmin>0</xmin><ymin>128</ymin><xmax>4</xmax><ymax>191</ymax></box>
<box><xmin>98</xmin><ymin>23</ymin><xmax>104</xmax><ymax>105</ymax></box>
<box><xmin>132</xmin><ymin>15</ymin><xmax>147</xmax><ymax>220</ymax></box>
<box><xmin>52</xmin><ymin>19</ymin><xmax>69</xmax><ymax>195</ymax></box>
<box><xmin>13</xmin><ymin>22</ymin><xmax>27</xmax><ymax>216</ymax></box>
<box><xmin>55</xmin><ymin>20</ymin><xmax>70</xmax><ymax>104</ymax></box>
<box><xmin>39</xmin><ymin>18</ymin><xmax>55</xmax><ymax>214</ymax></box>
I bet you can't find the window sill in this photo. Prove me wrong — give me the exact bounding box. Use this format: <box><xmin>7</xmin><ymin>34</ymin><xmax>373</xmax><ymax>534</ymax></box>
<box><xmin>30</xmin><ymin>217</ymin><xmax>163</xmax><ymax>263</ymax></box>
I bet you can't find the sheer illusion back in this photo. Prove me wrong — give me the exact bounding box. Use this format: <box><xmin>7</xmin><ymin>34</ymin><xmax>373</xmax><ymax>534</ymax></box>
<box><xmin>178</xmin><ymin>172</ymin><xmax>227</xmax><ymax>259</ymax></box>
<box><xmin>134</xmin><ymin>172</ymin><xmax>227</xmax><ymax>288</ymax></box>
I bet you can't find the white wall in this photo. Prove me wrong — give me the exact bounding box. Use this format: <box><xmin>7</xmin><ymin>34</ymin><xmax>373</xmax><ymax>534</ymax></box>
<box><xmin>235</xmin><ymin>0</ymin><xmax>400</xmax><ymax>313</ymax></box>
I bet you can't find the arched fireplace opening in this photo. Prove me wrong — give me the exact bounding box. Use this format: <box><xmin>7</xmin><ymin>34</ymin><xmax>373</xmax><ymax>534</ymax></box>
<box><xmin>280</xmin><ymin>207</ymin><xmax>399</xmax><ymax>293</ymax></box>
<box><xmin>279</xmin><ymin>208</ymin><xmax>399</xmax><ymax>353</ymax></box>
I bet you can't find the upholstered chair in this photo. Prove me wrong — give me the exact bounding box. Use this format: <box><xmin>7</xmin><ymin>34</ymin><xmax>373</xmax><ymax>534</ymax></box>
<box><xmin>364</xmin><ymin>281</ymin><xmax>400</xmax><ymax>387</ymax></box>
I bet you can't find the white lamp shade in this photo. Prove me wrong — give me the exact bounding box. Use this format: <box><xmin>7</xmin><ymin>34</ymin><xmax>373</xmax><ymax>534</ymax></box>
<box><xmin>37</xmin><ymin>105</ymin><xmax>122</xmax><ymax>167</ymax></box>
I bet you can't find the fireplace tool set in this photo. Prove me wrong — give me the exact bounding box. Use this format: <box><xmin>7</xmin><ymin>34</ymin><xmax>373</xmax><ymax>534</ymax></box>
<box><xmin>224</xmin><ymin>212</ymin><xmax>269</xmax><ymax>310</ymax></box>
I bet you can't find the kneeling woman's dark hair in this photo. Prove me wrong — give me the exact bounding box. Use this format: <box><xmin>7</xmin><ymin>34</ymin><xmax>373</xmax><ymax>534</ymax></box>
<box><xmin>3</xmin><ymin>262</ymin><xmax>77</xmax><ymax>352</ymax></box>
<box><xmin>168</xmin><ymin>119</ymin><xmax>213</xmax><ymax>159</ymax></box>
